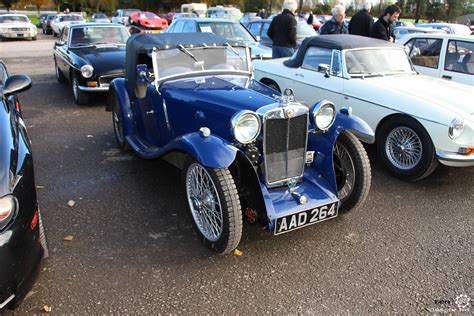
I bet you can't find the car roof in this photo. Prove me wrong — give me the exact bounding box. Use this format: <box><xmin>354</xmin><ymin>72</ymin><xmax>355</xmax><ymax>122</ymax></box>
<box><xmin>174</xmin><ymin>18</ymin><xmax>239</xmax><ymax>23</ymax></box>
<box><xmin>68</xmin><ymin>23</ymin><xmax>124</xmax><ymax>28</ymax></box>
<box><xmin>395</xmin><ymin>26</ymin><xmax>444</xmax><ymax>32</ymax></box>
<box><xmin>0</xmin><ymin>14</ymin><xmax>28</xmax><ymax>18</ymax></box>
<box><xmin>285</xmin><ymin>35</ymin><xmax>402</xmax><ymax>68</ymax></box>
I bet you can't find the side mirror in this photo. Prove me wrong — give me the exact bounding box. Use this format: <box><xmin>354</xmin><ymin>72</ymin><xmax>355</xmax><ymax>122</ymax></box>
<box><xmin>55</xmin><ymin>41</ymin><xmax>65</xmax><ymax>47</ymax></box>
<box><xmin>256</xmin><ymin>35</ymin><xmax>261</xmax><ymax>42</ymax></box>
<box><xmin>3</xmin><ymin>75</ymin><xmax>32</xmax><ymax>97</ymax></box>
<box><xmin>318</xmin><ymin>63</ymin><xmax>330</xmax><ymax>78</ymax></box>
<box><xmin>135</xmin><ymin>64</ymin><xmax>149</xmax><ymax>99</ymax></box>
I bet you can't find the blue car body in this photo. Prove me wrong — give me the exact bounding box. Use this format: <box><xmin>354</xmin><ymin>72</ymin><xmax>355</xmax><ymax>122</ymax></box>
<box><xmin>108</xmin><ymin>33</ymin><xmax>373</xmax><ymax>250</ymax></box>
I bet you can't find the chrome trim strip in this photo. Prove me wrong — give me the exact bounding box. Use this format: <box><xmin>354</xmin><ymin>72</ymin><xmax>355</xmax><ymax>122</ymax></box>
<box><xmin>436</xmin><ymin>150</ymin><xmax>474</xmax><ymax>163</ymax></box>
<box><xmin>0</xmin><ymin>294</ymin><xmax>15</xmax><ymax>309</ymax></box>
<box><xmin>162</xmin><ymin>99</ymin><xmax>170</xmax><ymax>130</ymax></box>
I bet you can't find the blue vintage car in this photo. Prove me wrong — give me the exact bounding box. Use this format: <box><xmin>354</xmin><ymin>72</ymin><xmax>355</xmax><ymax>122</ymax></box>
<box><xmin>107</xmin><ymin>33</ymin><xmax>374</xmax><ymax>254</ymax></box>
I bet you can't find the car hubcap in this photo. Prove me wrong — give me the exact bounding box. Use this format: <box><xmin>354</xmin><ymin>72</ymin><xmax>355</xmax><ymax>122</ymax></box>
<box><xmin>186</xmin><ymin>163</ymin><xmax>223</xmax><ymax>242</ymax></box>
<box><xmin>385</xmin><ymin>126</ymin><xmax>422</xmax><ymax>170</ymax></box>
<box><xmin>334</xmin><ymin>142</ymin><xmax>355</xmax><ymax>201</ymax></box>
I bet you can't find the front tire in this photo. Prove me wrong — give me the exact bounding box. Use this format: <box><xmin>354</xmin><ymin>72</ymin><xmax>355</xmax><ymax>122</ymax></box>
<box><xmin>333</xmin><ymin>131</ymin><xmax>371</xmax><ymax>213</ymax></box>
<box><xmin>71</xmin><ymin>72</ymin><xmax>89</xmax><ymax>105</ymax></box>
<box><xmin>184</xmin><ymin>161</ymin><xmax>242</xmax><ymax>254</ymax></box>
<box><xmin>377</xmin><ymin>116</ymin><xmax>438</xmax><ymax>181</ymax></box>
<box><xmin>110</xmin><ymin>91</ymin><xmax>130</xmax><ymax>150</ymax></box>
<box><xmin>55</xmin><ymin>59</ymin><xmax>66</xmax><ymax>83</ymax></box>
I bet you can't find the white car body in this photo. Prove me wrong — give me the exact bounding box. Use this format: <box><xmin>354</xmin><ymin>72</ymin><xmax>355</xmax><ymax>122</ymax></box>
<box><xmin>253</xmin><ymin>35</ymin><xmax>474</xmax><ymax>180</ymax></box>
<box><xmin>400</xmin><ymin>33</ymin><xmax>473</xmax><ymax>86</ymax></box>
<box><xmin>111</xmin><ymin>9</ymin><xmax>140</xmax><ymax>25</ymax></box>
<box><xmin>0</xmin><ymin>14</ymin><xmax>37</xmax><ymax>40</ymax></box>
<box><xmin>51</xmin><ymin>14</ymin><xmax>85</xmax><ymax>36</ymax></box>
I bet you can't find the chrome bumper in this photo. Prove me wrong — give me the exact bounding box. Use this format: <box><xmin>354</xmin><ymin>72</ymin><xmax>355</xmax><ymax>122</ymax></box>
<box><xmin>436</xmin><ymin>150</ymin><xmax>474</xmax><ymax>167</ymax></box>
<box><xmin>77</xmin><ymin>84</ymin><xmax>110</xmax><ymax>92</ymax></box>
<box><xmin>0</xmin><ymin>294</ymin><xmax>15</xmax><ymax>309</ymax></box>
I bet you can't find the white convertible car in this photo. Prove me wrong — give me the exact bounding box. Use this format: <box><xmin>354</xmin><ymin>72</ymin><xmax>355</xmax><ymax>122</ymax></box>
<box><xmin>253</xmin><ymin>35</ymin><xmax>474</xmax><ymax>181</ymax></box>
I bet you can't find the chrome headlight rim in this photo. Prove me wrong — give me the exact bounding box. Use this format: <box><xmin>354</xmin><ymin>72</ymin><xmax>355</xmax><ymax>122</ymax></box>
<box><xmin>0</xmin><ymin>195</ymin><xmax>19</xmax><ymax>231</ymax></box>
<box><xmin>231</xmin><ymin>110</ymin><xmax>261</xmax><ymax>144</ymax></box>
<box><xmin>448</xmin><ymin>116</ymin><xmax>464</xmax><ymax>140</ymax></box>
<box><xmin>311</xmin><ymin>100</ymin><xmax>336</xmax><ymax>131</ymax></box>
<box><xmin>80</xmin><ymin>64</ymin><xmax>94</xmax><ymax>79</ymax></box>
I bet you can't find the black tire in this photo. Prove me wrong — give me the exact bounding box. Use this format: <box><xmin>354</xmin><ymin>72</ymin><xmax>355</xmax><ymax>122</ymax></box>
<box><xmin>261</xmin><ymin>79</ymin><xmax>281</xmax><ymax>93</ymax></box>
<box><xmin>38</xmin><ymin>210</ymin><xmax>49</xmax><ymax>259</ymax></box>
<box><xmin>53</xmin><ymin>31</ymin><xmax>57</xmax><ymax>37</ymax></box>
<box><xmin>42</xmin><ymin>27</ymin><xmax>45</xmax><ymax>34</ymax></box>
<box><xmin>32</xmin><ymin>36</ymin><xmax>37</xmax><ymax>40</ymax></box>
<box><xmin>376</xmin><ymin>116</ymin><xmax>438</xmax><ymax>181</ymax></box>
<box><xmin>110</xmin><ymin>90</ymin><xmax>130</xmax><ymax>151</ymax></box>
<box><xmin>71</xmin><ymin>72</ymin><xmax>89</xmax><ymax>105</ymax></box>
<box><xmin>333</xmin><ymin>131</ymin><xmax>371</xmax><ymax>213</ymax></box>
<box><xmin>54</xmin><ymin>59</ymin><xmax>66</xmax><ymax>83</ymax></box>
<box><xmin>183</xmin><ymin>160</ymin><xmax>242</xmax><ymax>255</ymax></box>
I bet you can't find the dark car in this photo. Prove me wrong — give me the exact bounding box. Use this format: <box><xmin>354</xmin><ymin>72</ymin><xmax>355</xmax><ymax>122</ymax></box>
<box><xmin>53</xmin><ymin>23</ymin><xmax>130</xmax><ymax>105</ymax></box>
<box><xmin>0</xmin><ymin>61</ymin><xmax>47</xmax><ymax>311</ymax></box>
<box><xmin>164</xmin><ymin>18</ymin><xmax>272</xmax><ymax>59</ymax></box>
<box><xmin>41</xmin><ymin>14</ymin><xmax>56</xmax><ymax>35</ymax></box>
<box><xmin>245</xmin><ymin>18</ymin><xmax>316</xmax><ymax>48</ymax></box>
<box><xmin>38</xmin><ymin>13</ymin><xmax>48</xmax><ymax>27</ymax></box>
<box><xmin>107</xmin><ymin>33</ymin><xmax>372</xmax><ymax>254</ymax></box>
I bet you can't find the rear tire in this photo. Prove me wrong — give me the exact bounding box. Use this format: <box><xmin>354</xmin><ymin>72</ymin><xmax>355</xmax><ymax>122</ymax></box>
<box><xmin>376</xmin><ymin>116</ymin><xmax>438</xmax><ymax>181</ymax></box>
<box><xmin>333</xmin><ymin>131</ymin><xmax>371</xmax><ymax>213</ymax></box>
<box><xmin>183</xmin><ymin>160</ymin><xmax>242</xmax><ymax>255</ymax></box>
<box><xmin>38</xmin><ymin>210</ymin><xmax>49</xmax><ymax>259</ymax></box>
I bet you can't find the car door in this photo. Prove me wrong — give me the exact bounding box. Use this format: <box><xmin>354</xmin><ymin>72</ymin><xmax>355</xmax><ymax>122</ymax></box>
<box><xmin>442</xmin><ymin>39</ymin><xmax>474</xmax><ymax>85</ymax></box>
<box><xmin>55</xmin><ymin>27</ymin><xmax>70</xmax><ymax>77</ymax></box>
<box><xmin>405</xmin><ymin>36</ymin><xmax>443</xmax><ymax>78</ymax></box>
<box><xmin>290</xmin><ymin>46</ymin><xmax>343</xmax><ymax>108</ymax></box>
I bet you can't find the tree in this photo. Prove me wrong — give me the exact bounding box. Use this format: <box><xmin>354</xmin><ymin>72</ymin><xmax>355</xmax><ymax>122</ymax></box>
<box><xmin>0</xmin><ymin>0</ymin><xmax>20</xmax><ymax>11</ymax></box>
<box><xmin>446</xmin><ymin>0</ymin><xmax>468</xmax><ymax>21</ymax></box>
<box><xmin>30</xmin><ymin>0</ymin><xmax>50</xmax><ymax>13</ymax></box>
<box><xmin>426</xmin><ymin>1</ymin><xmax>445</xmax><ymax>22</ymax></box>
<box><xmin>52</xmin><ymin>0</ymin><xmax>62</xmax><ymax>12</ymax></box>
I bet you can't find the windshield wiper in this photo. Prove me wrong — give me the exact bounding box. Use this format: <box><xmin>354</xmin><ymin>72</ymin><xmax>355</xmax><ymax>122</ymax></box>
<box><xmin>178</xmin><ymin>44</ymin><xmax>198</xmax><ymax>63</ymax></box>
<box><xmin>225</xmin><ymin>42</ymin><xmax>245</xmax><ymax>62</ymax></box>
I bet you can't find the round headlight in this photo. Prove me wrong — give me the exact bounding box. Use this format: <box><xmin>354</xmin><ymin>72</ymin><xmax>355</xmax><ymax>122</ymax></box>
<box><xmin>0</xmin><ymin>195</ymin><xmax>18</xmax><ymax>231</ymax></box>
<box><xmin>231</xmin><ymin>111</ymin><xmax>261</xmax><ymax>144</ymax></box>
<box><xmin>448</xmin><ymin>117</ymin><xmax>464</xmax><ymax>140</ymax></box>
<box><xmin>80</xmin><ymin>65</ymin><xmax>94</xmax><ymax>78</ymax></box>
<box><xmin>312</xmin><ymin>101</ymin><xmax>336</xmax><ymax>131</ymax></box>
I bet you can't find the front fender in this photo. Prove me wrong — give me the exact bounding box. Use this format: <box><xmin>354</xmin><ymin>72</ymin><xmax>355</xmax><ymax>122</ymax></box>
<box><xmin>108</xmin><ymin>78</ymin><xmax>134</xmax><ymax>138</ymax></box>
<box><xmin>165</xmin><ymin>133</ymin><xmax>238</xmax><ymax>169</ymax></box>
<box><xmin>333</xmin><ymin>111</ymin><xmax>375</xmax><ymax>144</ymax></box>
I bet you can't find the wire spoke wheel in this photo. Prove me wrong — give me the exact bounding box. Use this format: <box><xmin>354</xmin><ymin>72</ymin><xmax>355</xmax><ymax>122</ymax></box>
<box><xmin>186</xmin><ymin>163</ymin><xmax>223</xmax><ymax>242</ymax></box>
<box><xmin>385</xmin><ymin>126</ymin><xmax>423</xmax><ymax>170</ymax></box>
<box><xmin>334</xmin><ymin>141</ymin><xmax>356</xmax><ymax>202</ymax></box>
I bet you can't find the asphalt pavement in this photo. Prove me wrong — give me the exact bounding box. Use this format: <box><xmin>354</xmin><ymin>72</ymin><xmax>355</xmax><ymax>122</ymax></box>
<box><xmin>0</xmin><ymin>34</ymin><xmax>472</xmax><ymax>314</ymax></box>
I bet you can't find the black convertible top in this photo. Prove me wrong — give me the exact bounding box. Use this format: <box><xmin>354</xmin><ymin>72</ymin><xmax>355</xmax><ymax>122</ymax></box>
<box><xmin>125</xmin><ymin>33</ymin><xmax>230</xmax><ymax>92</ymax></box>
<box><xmin>284</xmin><ymin>34</ymin><xmax>402</xmax><ymax>68</ymax></box>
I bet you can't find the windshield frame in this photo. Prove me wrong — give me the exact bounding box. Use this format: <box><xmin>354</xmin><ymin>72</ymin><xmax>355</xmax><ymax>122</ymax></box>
<box><xmin>197</xmin><ymin>21</ymin><xmax>257</xmax><ymax>44</ymax></box>
<box><xmin>68</xmin><ymin>25</ymin><xmax>130</xmax><ymax>48</ymax></box>
<box><xmin>151</xmin><ymin>44</ymin><xmax>252</xmax><ymax>89</ymax></box>
<box><xmin>343</xmin><ymin>47</ymin><xmax>416</xmax><ymax>78</ymax></box>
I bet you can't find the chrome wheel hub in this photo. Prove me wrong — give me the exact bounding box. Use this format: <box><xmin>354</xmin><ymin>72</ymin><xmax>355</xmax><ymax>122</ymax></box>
<box><xmin>186</xmin><ymin>164</ymin><xmax>223</xmax><ymax>242</ymax></box>
<box><xmin>386</xmin><ymin>126</ymin><xmax>422</xmax><ymax>170</ymax></box>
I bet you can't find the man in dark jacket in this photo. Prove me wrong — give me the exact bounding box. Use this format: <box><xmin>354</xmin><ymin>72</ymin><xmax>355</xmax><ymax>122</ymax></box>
<box><xmin>267</xmin><ymin>0</ymin><xmax>298</xmax><ymax>58</ymax></box>
<box><xmin>370</xmin><ymin>4</ymin><xmax>401</xmax><ymax>42</ymax></box>
<box><xmin>348</xmin><ymin>1</ymin><xmax>373</xmax><ymax>37</ymax></box>
<box><xmin>319</xmin><ymin>4</ymin><xmax>348</xmax><ymax>35</ymax></box>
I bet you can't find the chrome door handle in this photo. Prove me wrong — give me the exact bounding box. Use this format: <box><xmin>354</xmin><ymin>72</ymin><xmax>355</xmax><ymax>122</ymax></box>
<box><xmin>295</xmin><ymin>73</ymin><xmax>304</xmax><ymax>78</ymax></box>
<box><xmin>146</xmin><ymin>110</ymin><xmax>154</xmax><ymax>115</ymax></box>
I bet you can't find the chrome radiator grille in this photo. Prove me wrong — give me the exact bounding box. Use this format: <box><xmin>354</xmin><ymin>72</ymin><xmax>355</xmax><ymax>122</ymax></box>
<box><xmin>263</xmin><ymin>106</ymin><xmax>308</xmax><ymax>187</ymax></box>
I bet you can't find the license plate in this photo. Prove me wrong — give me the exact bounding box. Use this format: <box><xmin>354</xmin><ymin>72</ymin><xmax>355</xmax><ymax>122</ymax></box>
<box><xmin>274</xmin><ymin>202</ymin><xmax>338</xmax><ymax>235</ymax></box>
<box><xmin>17</xmin><ymin>33</ymin><xmax>24</xmax><ymax>37</ymax></box>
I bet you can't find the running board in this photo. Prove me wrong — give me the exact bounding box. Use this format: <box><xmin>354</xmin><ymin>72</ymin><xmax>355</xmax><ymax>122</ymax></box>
<box><xmin>0</xmin><ymin>294</ymin><xmax>15</xmax><ymax>309</ymax></box>
<box><xmin>125</xmin><ymin>135</ymin><xmax>160</xmax><ymax>159</ymax></box>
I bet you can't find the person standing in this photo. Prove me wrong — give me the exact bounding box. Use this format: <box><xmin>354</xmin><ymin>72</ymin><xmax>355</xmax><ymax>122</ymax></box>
<box><xmin>307</xmin><ymin>11</ymin><xmax>314</xmax><ymax>25</ymax></box>
<box><xmin>348</xmin><ymin>1</ymin><xmax>373</xmax><ymax>37</ymax></box>
<box><xmin>267</xmin><ymin>0</ymin><xmax>298</xmax><ymax>58</ymax></box>
<box><xmin>370</xmin><ymin>4</ymin><xmax>401</xmax><ymax>42</ymax></box>
<box><xmin>319</xmin><ymin>5</ymin><xmax>348</xmax><ymax>35</ymax></box>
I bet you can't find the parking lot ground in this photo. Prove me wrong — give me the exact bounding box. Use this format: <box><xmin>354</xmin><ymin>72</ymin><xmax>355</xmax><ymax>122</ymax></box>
<box><xmin>1</xmin><ymin>34</ymin><xmax>472</xmax><ymax>314</ymax></box>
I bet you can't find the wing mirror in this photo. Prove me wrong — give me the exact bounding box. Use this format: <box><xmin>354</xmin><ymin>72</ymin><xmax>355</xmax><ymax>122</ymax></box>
<box><xmin>256</xmin><ymin>35</ymin><xmax>261</xmax><ymax>42</ymax></box>
<box><xmin>318</xmin><ymin>63</ymin><xmax>330</xmax><ymax>78</ymax></box>
<box><xmin>3</xmin><ymin>75</ymin><xmax>32</xmax><ymax>97</ymax></box>
<box><xmin>135</xmin><ymin>64</ymin><xmax>150</xmax><ymax>99</ymax></box>
<box><xmin>55</xmin><ymin>40</ymin><xmax>65</xmax><ymax>47</ymax></box>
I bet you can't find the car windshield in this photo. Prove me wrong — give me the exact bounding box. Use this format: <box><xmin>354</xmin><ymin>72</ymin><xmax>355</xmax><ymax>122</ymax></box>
<box><xmin>70</xmin><ymin>27</ymin><xmax>129</xmax><ymax>47</ymax></box>
<box><xmin>0</xmin><ymin>15</ymin><xmax>29</xmax><ymax>23</ymax></box>
<box><xmin>60</xmin><ymin>15</ymin><xmax>83</xmax><ymax>22</ymax></box>
<box><xmin>140</xmin><ymin>13</ymin><xmax>158</xmax><ymax>19</ymax></box>
<box><xmin>197</xmin><ymin>22</ymin><xmax>255</xmax><ymax>44</ymax></box>
<box><xmin>47</xmin><ymin>15</ymin><xmax>56</xmax><ymax>20</ymax></box>
<box><xmin>153</xmin><ymin>46</ymin><xmax>250</xmax><ymax>81</ymax></box>
<box><xmin>94</xmin><ymin>13</ymin><xmax>107</xmax><ymax>19</ymax></box>
<box><xmin>124</xmin><ymin>10</ymin><xmax>140</xmax><ymax>16</ymax></box>
<box><xmin>345</xmin><ymin>48</ymin><xmax>414</xmax><ymax>76</ymax></box>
